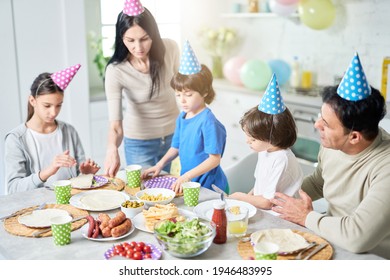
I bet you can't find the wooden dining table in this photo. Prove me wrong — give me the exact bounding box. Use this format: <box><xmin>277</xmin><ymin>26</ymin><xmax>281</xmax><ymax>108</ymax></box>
<box><xmin>0</xmin><ymin>185</ymin><xmax>384</xmax><ymax>260</ymax></box>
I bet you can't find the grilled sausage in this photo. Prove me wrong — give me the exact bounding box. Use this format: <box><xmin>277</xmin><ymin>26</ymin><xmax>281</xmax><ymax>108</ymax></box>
<box><xmin>98</xmin><ymin>213</ymin><xmax>111</xmax><ymax>231</ymax></box>
<box><xmin>92</xmin><ymin>220</ymin><xmax>100</xmax><ymax>238</ymax></box>
<box><xmin>86</xmin><ymin>215</ymin><xmax>95</xmax><ymax>238</ymax></box>
<box><xmin>111</xmin><ymin>218</ymin><xmax>132</xmax><ymax>238</ymax></box>
<box><xmin>108</xmin><ymin>211</ymin><xmax>126</xmax><ymax>228</ymax></box>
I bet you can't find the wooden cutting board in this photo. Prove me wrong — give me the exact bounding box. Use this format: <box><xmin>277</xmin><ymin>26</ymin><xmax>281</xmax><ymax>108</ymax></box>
<box><xmin>237</xmin><ymin>230</ymin><xmax>333</xmax><ymax>260</ymax></box>
<box><xmin>4</xmin><ymin>203</ymin><xmax>88</xmax><ymax>238</ymax></box>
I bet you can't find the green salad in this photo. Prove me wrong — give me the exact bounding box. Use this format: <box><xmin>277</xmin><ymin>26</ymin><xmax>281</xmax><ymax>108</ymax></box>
<box><xmin>154</xmin><ymin>218</ymin><xmax>213</xmax><ymax>256</ymax></box>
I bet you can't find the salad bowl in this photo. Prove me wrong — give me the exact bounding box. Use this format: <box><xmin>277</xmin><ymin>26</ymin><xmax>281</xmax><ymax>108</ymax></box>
<box><xmin>153</xmin><ymin>218</ymin><xmax>215</xmax><ymax>258</ymax></box>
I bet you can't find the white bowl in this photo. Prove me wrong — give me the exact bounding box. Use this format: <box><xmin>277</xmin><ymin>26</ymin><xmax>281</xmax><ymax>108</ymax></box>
<box><xmin>120</xmin><ymin>200</ymin><xmax>145</xmax><ymax>218</ymax></box>
<box><xmin>135</xmin><ymin>188</ymin><xmax>175</xmax><ymax>206</ymax></box>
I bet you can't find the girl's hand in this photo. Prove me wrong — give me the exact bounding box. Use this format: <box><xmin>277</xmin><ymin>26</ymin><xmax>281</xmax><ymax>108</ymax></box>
<box><xmin>80</xmin><ymin>158</ymin><xmax>100</xmax><ymax>175</ymax></box>
<box><xmin>39</xmin><ymin>150</ymin><xmax>77</xmax><ymax>181</ymax></box>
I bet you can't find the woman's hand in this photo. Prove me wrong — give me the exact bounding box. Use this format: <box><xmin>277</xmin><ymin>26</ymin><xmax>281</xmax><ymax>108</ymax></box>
<box><xmin>104</xmin><ymin>149</ymin><xmax>120</xmax><ymax>178</ymax></box>
<box><xmin>80</xmin><ymin>158</ymin><xmax>100</xmax><ymax>174</ymax></box>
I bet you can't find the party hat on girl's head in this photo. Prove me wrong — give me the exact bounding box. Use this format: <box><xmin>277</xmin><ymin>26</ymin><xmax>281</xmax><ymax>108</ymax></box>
<box><xmin>178</xmin><ymin>40</ymin><xmax>202</xmax><ymax>75</ymax></box>
<box><xmin>50</xmin><ymin>64</ymin><xmax>81</xmax><ymax>91</ymax></box>
<box><xmin>258</xmin><ymin>73</ymin><xmax>286</xmax><ymax>114</ymax></box>
<box><xmin>337</xmin><ymin>52</ymin><xmax>371</xmax><ymax>101</ymax></box>
<box><xmin>123</xmin><ymin>0</ymin><xmax>144</xmax><ymax>16</ymax></box>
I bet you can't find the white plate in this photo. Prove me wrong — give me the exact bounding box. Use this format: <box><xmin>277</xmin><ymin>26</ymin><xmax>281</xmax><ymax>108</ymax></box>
<box><xmin>18</xmin><ymin>209</ymin><xmax>71</xmax><ymax>228</ymax></box>
<box><xmin>69</xmin><ymin>190</ymin><xmax>130</xmax><ymax>211</ymax></box>
<box><xmin>132</xmin><ymin>209</ymin><xmax>198</xmax><ymax>233</ymax></box>
<box><xmin>193</xmin><ymin>199</ymin><xmax>257</xmax><ymax>221</ymax></box>
<box><xmin>81</xmin><ymin>223</ymin><xmax>135</xmax><ymax>242</ymax></box>
<box><xmin>71</xmin><ymin>175</ymin><xmax>109</xmax><ymax>190</ymax></box>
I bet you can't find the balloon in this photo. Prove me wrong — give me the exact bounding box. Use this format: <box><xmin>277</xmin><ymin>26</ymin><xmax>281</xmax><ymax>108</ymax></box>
<box><xmin>276</xmin><ymin>0</ymin><xmax>299</xmax><ymax>4</ymax></box>
<box><xmin>269</xmin><ymin>0</ymin><xmax>297</xmax><ymax>17</ymax></box>
<box><xmin>298</xmin><ymin>0</ymin><xmax>336</xmax><ymax>30</ymax></box>
<box><xmin>240</xmin><ymin>59</ymin><xmax>272</xmax><ymax>91</ymax></box>
<box><xmin>223</xmin><ymin>56</ymin><xmax>247</xmax><ymax>86</ymax></box>
<box><xmin>268</xmin><ymin>59</ymin><xmax>291</xmax><ymax>86</ymax></box>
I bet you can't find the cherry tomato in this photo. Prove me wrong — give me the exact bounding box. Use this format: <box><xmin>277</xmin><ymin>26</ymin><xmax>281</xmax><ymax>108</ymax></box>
<box><xmin>132</xmin><ymin>252</ymin><xmax>143</xmax><ymax>260</ymax></box>
<box><xmin>137</xmin><ymin>241</ymin><xmax>145</xmax><ymax>248</ymax></box>
<box><xmin>134</xmin><ymin>246</ymin><xmax>143</xmax><ymax>252</ymax></box>
<box><xmin>114</xmin><ymin>245</ymin><xmax>124</xmax><ymax>253</ymax></box>
<box><xmin>143</xmin><ymin>245</ymin><xmax>152</xmax><ymax>254</ymax></box>
<box><xmin>130</xmin><ymin>241</ymin><xmax>137</xmax><ymax>248</ymax></box>
<box><xmin>144</xmin><ymin>253</ymin><xmax>152</xmax><ymax>259</ymax></box>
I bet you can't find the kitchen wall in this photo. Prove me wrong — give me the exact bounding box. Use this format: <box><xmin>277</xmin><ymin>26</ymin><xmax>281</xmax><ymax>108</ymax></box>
<box><xmin>182</xmin><ymin>0</ymin><xmax>390</xmax><ymax>90</ymax></box>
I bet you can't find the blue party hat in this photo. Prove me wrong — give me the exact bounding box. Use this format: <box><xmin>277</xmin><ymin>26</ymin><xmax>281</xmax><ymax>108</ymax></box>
<box><xmin>178</xmin><ymin>40</ymin><xmax>201</xmax><ymax>75</ymax></box>
<box><xmin>337</xmin><ymin>52</ymin><xmax>371</xmax><ymax>101</ymax></box>
<box><xmin>258</xmin><ymin>74</ymin><xmax>286</xmax><ymax>114</ymax></box>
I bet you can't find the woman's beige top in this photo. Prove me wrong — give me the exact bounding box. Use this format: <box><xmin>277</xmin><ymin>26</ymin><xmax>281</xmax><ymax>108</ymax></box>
<box><xmin>105</xmin><ymin>38</ymin><xmax>180</xmax><ymax>140</ymax></box>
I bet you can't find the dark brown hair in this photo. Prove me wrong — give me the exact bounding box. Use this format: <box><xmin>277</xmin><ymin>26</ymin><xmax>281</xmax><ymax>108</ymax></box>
<box><xmin>27</xmin><ymin>72</ymin><xmax>63</xmax><ymax>122</ymax></box>
<box><xmin>170</xmin><ymin>64</ymin><xmax>215</xmax><ymax>104</ymax></box>
<box><xmin>322</xmin><ymin>85</ymin><xmax>386</xmax><ymax>140</ymax></box>
<box><xmin>240</xmin><ymin>106</ymin><xmax>297</xmax><ymax>149</ymax></box>
<box><xmin>107</xmin><ymin>8</ymin><xmax>165</xmax><ymax>100</ymax></box>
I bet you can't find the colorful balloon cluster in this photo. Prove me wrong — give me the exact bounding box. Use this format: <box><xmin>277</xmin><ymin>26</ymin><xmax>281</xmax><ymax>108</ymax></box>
<box><xmin>223</xmin><ymin>56</ymin><xmax>291</xmax><ymax>91</ymax></box>
<box><xmin>269</xmin><ymin>0</ymin><xmax>336</xmax><ymax>30</ymax></box>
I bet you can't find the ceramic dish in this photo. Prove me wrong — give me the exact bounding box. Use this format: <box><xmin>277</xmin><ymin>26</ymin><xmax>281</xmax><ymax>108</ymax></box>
<box><xmin>81</xmin><ymin>223</ymin><xmax>135</xmax><ymax>242</ymax></box>
<box><xmin>250</xmin><ymin>228</ymin><xmax>310</xmax><ymax>255</ymax></box>
<box><xmin>135</xmin><ymin>188</ymin><xmax>175</xmax><ymax>207</ymax></box>
<box><xmin>69</xmin><ymin>190</ymin><xmax>130</xmax><ymax>211</ymax></box>
<box><xmin>71</xmin><ymin>175</ymin><xmax>109</xmax><ymax>190</ymax></box>
<box><xmin>18</xmin><ymin>209</ymin><xmax>71</xmax><ymax>228</ymax></box>
<box><xmin>193</xmin><ymin>199</ymin><xmax>257</xmax><ymax>221</ymax></box>
<box><xmin>132</xmin><ymin>209</ymin><xmax>198</xmax><ymax>233</ymax></box>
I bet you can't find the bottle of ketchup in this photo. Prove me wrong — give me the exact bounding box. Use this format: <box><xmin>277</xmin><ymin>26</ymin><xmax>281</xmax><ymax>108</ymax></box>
<box><xmin>211</xmin><ymin>200</ymin><xmax>227</xmax><ymax>244</ymax></box>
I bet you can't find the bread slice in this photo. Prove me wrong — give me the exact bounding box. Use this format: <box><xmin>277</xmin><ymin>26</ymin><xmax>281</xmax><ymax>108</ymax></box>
<box><xmin>70</xmin><ymin>174</ymin><xmax>94</xmax><ymax>189</ymax></box>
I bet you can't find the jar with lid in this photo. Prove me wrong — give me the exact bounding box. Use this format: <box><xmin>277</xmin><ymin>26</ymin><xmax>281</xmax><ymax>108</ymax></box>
<box><xmin>248</xmin><ymin>0</ymin><xmax>259</xmax><ymax>13</ymax></box>
<box><xmin>211</xmin><ymin>200</ymin><xmax>227</xmax><ymax>244</ymax></box>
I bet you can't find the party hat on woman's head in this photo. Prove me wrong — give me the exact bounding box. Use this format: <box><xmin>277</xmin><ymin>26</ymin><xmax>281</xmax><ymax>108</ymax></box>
<box><xmin>337</xmin><ymin>52</ymin><xmax>371</xmax><ymax>101</ymax></box>
<box><xmin>178</xmin><ymin>40</ymin><xmax>202</xmax><ymax>75</ymax></box>
<box><xmin>123</xmin><ymin>0</ymin><xmax>144</xmax><ymax>16</ymax></box>
<box><xmin>50</xmin><ymin>64</ymin><xmax>81</xmax><ymax>91</ymax></box>
<box><xmin>258</xmin><ymin>73</ymin><xmax>286</xmax><ymax>114</ymax></box>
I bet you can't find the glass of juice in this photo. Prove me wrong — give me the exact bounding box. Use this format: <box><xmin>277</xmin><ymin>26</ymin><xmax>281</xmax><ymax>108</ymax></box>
<box><xmin>226</xmin><ymin>206</ymin><xmax>249</xmax><ymax>237</ymax></box>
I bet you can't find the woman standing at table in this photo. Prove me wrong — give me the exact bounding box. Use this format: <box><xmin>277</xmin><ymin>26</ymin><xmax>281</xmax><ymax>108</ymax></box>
<box><xmin>103</xmin><ymin>0</ymin><xmax>180</xmax><ymax>177</ymax></box>
<box><xmin>4</xmin><ymin>65</ymin><xmax>100</xmax><ymax>194</ymax></box>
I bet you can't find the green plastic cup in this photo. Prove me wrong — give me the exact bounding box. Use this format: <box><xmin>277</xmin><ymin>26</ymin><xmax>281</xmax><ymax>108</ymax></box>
<box><xmin>182</xmin><ymin>182</ymin><xmax>201</xmax><ymax>207</ymax></box>
<box><xmin>51</xmin><ymin>215</ymin><xmax>72</xmax><ymax>246</ymax></box>
<box><xmin>125</xmin><ymin>165</ymin><xmax>142</xmax><ymax>188</ymax></box>
<box><xmin>254</xmin><ymin>241</ymin><xmax>279</xmax><ymax>260</ymax></box>
<box><xmin>53</xmin><ymin>180</ymin><xmax>72</xmax><ymax>204</ymax></box>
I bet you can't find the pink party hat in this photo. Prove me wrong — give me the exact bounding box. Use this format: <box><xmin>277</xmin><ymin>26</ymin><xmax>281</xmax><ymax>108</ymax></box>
<box><xmin>337</xmin><ymin>52</ymin><xmax>371</xmax><ymax>101</ymax></box>
<box><xmin>123</xmin><ymin>0</ymin><xmax>145</xmax><ymax>16</ymax></box>
<box><xmin>258</xmin><ymin>73</ymin><xmax>286</xmax><ymax>114</ymax></box>
<box><xmin>179</xmin><ymin>40</ymin><xmax>202</xmax><ymax>75</ymax></box>
<box><xmin>50</xmin><ymin>64</ymin><xmax>81</xmax><ymax>91</ymax></box>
